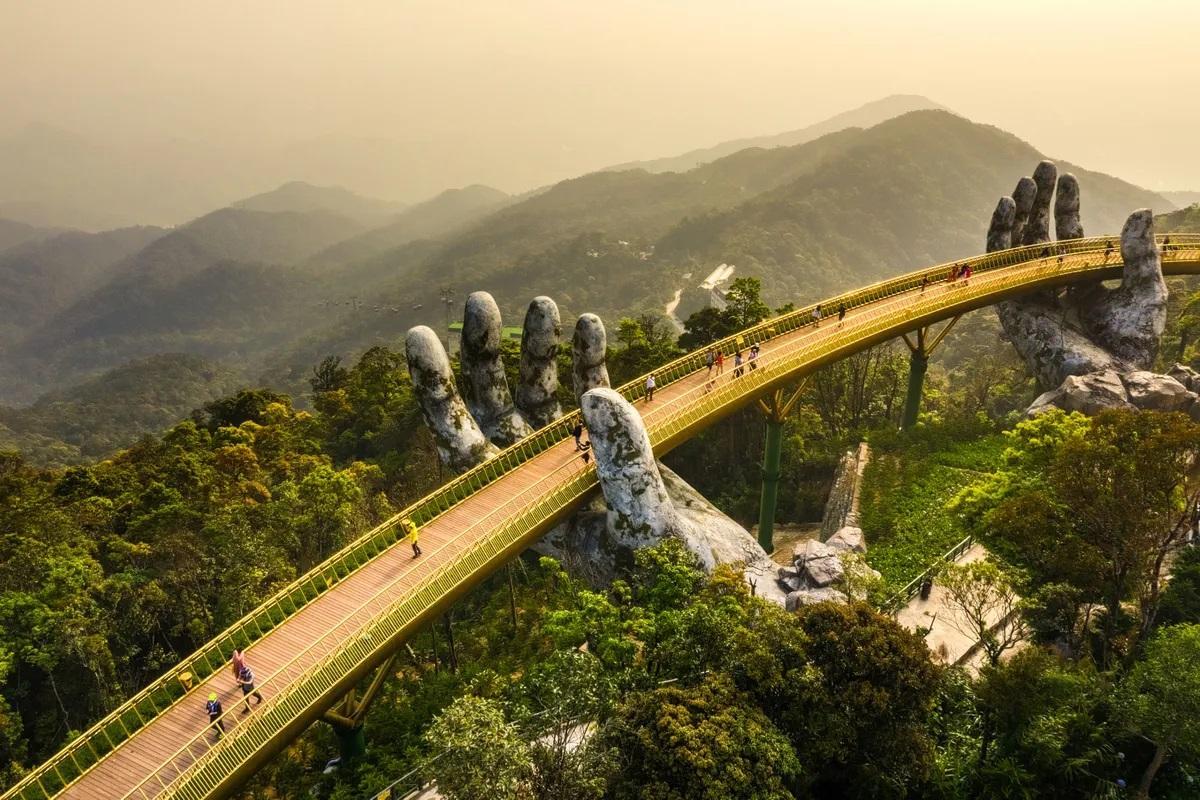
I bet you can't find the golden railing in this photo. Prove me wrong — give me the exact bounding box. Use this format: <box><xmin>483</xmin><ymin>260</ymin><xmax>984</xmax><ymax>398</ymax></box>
<box><xmin>6</xmin><ymin>234</ymin><xmax>1199</xmax><ymax>800</ymax></box>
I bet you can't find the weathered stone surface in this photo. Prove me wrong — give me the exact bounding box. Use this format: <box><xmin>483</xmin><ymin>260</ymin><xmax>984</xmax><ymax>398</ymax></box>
<box><xmin>794</xmin><ymin>539</ymin><xmax>836</xmax><ymax>562</ymax></box>
<box><xmin>582</xmin><ymin>388</ymin><xmax>680</xmax><ymax>545</ymax></box>
<box><xmin>826</xmin><ymin>526</ymin><xmax>866</xmax><ymax>554</ymax></box>
<box><xmin>460</xmin><ymin>291</ymin><xmax>532</xmax><ymax>445</ymax></box>
<box><xmin>516</xmin><ymin>296</ymin><xmax>563</xmax><ymax>429</ymax></box>
<box><xmin>1122</xmin><ymin>371</ymin><xmax>1196</xmax><ymax>411</ymax></box>
<box><xmin>405</xmin><ymin>326</ymin><xmax>499</xmax><ymax>472</ymax></box>
<box><xmin>1027</xmin><ymin>370</ymin><xmax>1133</xmax><ymax>416</ymax></box>
<box><xmin>1054</xmin><ymin>173</ymin><xmax>1083</xmax><ymax>241</ymax></box>
<box><xmin>572</xmin><ymin>313</ymin><xmax>610</xmax><ymax>403</ymax></box>
<box><xmin>1023</xmin><ymin>161</ymin><xmax>1057</xmax><ymax>245</ymax></box>
<box><xmin>1077</xmin><ymin>210</ymin><xmax>1168</xmax><ymax>369</ymax></box>
<box><xmin>987</xmin><ymin>196</ymin><xmax>1015</xmax><ymax>253</ymax></box>
<box><xmin>1168</xmin><ymin>363</ymin><xmax>1200</xmax><ymax>392</ymax></box>
<box><xmin>988</xmin><ymin>162</ymin><xmax>1176</xmax><ymax>415</ymax></box>
<box><xmin>785</xmin><ymin>586</ymin><xmax>848</xmax><ymax>611</ymax></box>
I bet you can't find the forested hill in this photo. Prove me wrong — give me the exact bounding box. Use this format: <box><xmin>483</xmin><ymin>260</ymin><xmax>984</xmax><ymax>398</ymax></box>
<box><xmin>1159</xmin><ymin>203</ymin><xmax>1200</xmax><ymax>233</ymax></box>
<box><xmin>0</xmin><ymin>207</ymin><xmax>366</xmax><ymax>405</ymax></box>
<box><xmin>269</xmin><ymin>110</ymin><xmax>1166</xmax><ymax>387</ymax></box>
<box><xmin>0</xmin><ymin>225</ymin><xmax>166</xmax><ymax>350</ymax></box>
<box><xmin>0</xmin><ymin>354</ymin><xmax>243</xmax><ymax>464</ymax></box>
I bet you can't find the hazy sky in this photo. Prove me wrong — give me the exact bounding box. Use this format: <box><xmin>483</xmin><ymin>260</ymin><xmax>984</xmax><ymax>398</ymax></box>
<box><xmin>3</xmin><ymin>0</ymin><xmax>1199</xmax><ymax>212</ymax></box>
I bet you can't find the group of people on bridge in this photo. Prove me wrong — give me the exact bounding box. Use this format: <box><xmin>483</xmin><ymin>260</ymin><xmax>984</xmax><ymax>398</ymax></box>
<box><xmin>204</xmin><ymin>648</ymin><xmax>265</xmax><ymax>740</ymax></box>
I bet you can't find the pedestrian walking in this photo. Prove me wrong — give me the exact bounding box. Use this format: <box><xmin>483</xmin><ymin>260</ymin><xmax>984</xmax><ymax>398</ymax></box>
<box><xmin>749</xmin><ymin>343</ymin><xmax>759</xmax><ymax>371</ymax></box>
<box><xmin>205</xmin><ymin>693</ymin><xmax>225</xmax><ymax>740</ymax></box>
<box><xmin>812</xmin><ymin>304</ymin><xmax>822</xmax><ymax>327</ymax></box>
<box><xmin>572</xmin><ymin>420</ymin><xmax>585</xmax><ymax>450</ymax></box>
<box><xmin>231</xmin><ymin>648</ymin><xmax>246</xmax><ymax>682</ymax></box>
<box><xmin>645</xmin><ymin>373</ymin><xmax>656</xmax><ymax>401</ymax></box>
<box><xmin>236</xmin><ymin>663</ymin><xmax>264</xmax><ymax>712</ymax></box>
<box><xmin>715</xmin><ymin>350</ymin><xmax>725</xmax><ymax>375</ymax></box>
<box><xmin>402</xmin><ymin>517</ymin><xmax>421</xmax><ymax>558</ymax></box>
<box><xmin>920</xmin><ymin>275</ymin><xmax>929</xmax><ymax>293</ymax></box>
<box><xmin>705</xmin><ymin>348</ymin><xmax>715</xmax><ymax>375</ymax></box>
<box><xmin>961</xmin><ymin>264</ymin><xmax>972</xmax><ymax>285</ymax></box>
<box><xmin>948</xmin><ymin>264</ymin><xmax>959</xmax><ymax>283</ymax></box>
<box><xmin>837</xmin><ymin>303</ymin><xmax>846</xmax><ymax>327</ymax></box>
<box><xmin>733</xmin><ymin>350</ymin><xmax>744</xmax><ymax>377</ymax></box>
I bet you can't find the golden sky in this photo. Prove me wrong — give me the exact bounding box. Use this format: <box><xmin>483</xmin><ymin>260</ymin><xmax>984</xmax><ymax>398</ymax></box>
<box><xmin>3</xmin><ymin>0</ymin><xmax>1198</xmax><ymax>204</ymax></box>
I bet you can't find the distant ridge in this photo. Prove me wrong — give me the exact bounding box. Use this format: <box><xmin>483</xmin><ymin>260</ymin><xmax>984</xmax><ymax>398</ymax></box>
<box><xmin>604</xmin><ymin>94</ymin><xmax>948</xmax><ymax>174</ymax></box>
<box><xmin>1162</xmin><ymin>191</ymin><xmax>1200</xmax><ymax>210</ymax></box>
<box><xmin>232</xmin><ymin>181</ymin><xmax>404</xmax><ymax>225</ymax></box>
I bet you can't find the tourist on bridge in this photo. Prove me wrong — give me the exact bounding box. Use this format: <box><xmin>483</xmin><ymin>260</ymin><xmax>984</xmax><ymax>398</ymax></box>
<box><xmin>733</xmin><ymin>350</ymin><xmax>744</xmax><ymax>377</ymax></box>
<box><xmin>812</xmin><ymin>304</ymin><xmax>822</xmax><ymax>327</ymax></box>
<box><xmin>715</xmin><ymin>350</ymin><xmax>725</xmax><ymax>375</ymax></box>
<box><xmin>571</xmin><ymin>420</ymin><xmax>586</xmax><ymax>450</ymax></box>
<box><xmin>920</xmin><ymin>275</ymin><xmax>929</xmax><ymax>293</ymax></box>
<box><xmin>237</xmin><ymin>662</ymin><xmax>264</xmax><ymax>712</ymax></box>
<box><xmin>402</xmin><ymin>517</ymin><xmax>421</xmax><ymax>558</ymax></box>
<box><xmin>961</xmin><ymin>264</ymin><xmax>972</xmax><ymax>285</ymax></box>
<box><xmin>837</xmin><ymin>303</ymin><xmax>847</xmax><ymax>327</ymax></box>
<box><xmin>645</xmin><ymin>373</ymin><xmax>656</xmax><ymax>401</ymax></box>
<box><xmin>231</xmin><ymin>648</ymin><xmax>246</xmax><ymax>682</ymax></box>
<box><xmin>205</xmin><ymin>692</ymin><xmax>225</xmax><ymax>740</ymax></box>
<box><xmin>749</xmin><ymin>344</ymin><xmax>759</xmax><ymax>370</ymax></box>
<box><xmin>705</xmin><ymin>348</ymin><xmax>715</xmax><ymax>375</ymax></box>
<box><xmin>948</xmin><ymin>264</ymin><xmax>959</xmax><ymax>283</ymax></box>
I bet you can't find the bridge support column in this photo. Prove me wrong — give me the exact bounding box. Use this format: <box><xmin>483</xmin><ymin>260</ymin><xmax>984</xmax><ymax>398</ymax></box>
<box><xmin>900</xmin><ymin>316</ymin><xmax>960</xmax><ymax>431</ymax></box>
<box><xmin>320</xmin><ymin>650</ymin><xmax>399</xmax><ymax>762</ymax></box>
<box><xmin>755</xmin><ymin>382</ymin><xmax>808</xmax><ymax>553</ymax></box>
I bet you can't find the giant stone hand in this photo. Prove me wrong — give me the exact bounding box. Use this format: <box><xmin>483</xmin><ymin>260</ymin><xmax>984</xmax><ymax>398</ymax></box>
<box><xmin>987</xmin><ymin>161</ymin><xmax>1198</xmax><ymax>415</ymax></box>
<box><xmin>405</xmin><ymin>293</ymin><xmax>786</xmax><ymax>604</ymax></box>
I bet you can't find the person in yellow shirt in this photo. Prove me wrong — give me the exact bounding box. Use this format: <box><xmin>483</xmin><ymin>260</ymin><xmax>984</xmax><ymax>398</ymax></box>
<box><xmin>401</xmin><ymin>518</ymin><xmax>421</xmax><ymax>558</ymax></box>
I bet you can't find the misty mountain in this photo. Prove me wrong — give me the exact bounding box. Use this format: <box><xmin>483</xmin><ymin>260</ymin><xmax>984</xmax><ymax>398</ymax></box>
<box><xmin>0</xmin><ymin>217</ymin><xmax>62</xmax><ymax>253</ymax></box>
<box><xmin>0</xmin><ymin>353</ymin><xmax>243</xmax><ymax>465</ymax></box>
<box><xmin>232</xmin><ymin>181</ymin><xmax>405</xmax><ymax>225</ymax></box>
<box><xmin>0</xmin><ymin>207</ymin><xmax>365</xmax><ymax>403</ymax></box>
<box><xmin>310</xmin><ymin>185</ymin><xmax>513</xmax><ymax>267</ymax></box>
<box><xmin>1163</xmin><ymin>191</ymin><xmax>1200</xmax><ymax>209</ymax></box>
<box><xmin>270</xmin><ymin>110</ymin><xmax>1166</xmax><ymax>390</ymax></box>
<box><xmin>0</xmin><ymin>225</ymin><xmax>167</xmax><ymax>348</ymax></box>
<box><xmin>604</xmin><ymin>94</ymin><xmax>946</xmax><ymax>174</ymax></box>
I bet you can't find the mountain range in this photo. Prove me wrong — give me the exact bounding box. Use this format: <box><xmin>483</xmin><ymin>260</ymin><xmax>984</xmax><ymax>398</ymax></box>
<box><xmin>0</xmin><ymin>101</ymin><xmax>1181</xmax><ymax>461</ymax></box>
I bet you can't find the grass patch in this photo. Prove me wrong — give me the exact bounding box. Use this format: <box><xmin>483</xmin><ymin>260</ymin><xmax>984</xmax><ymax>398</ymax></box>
<box><xmin>859</xmin><ymin>430</ymin><xmax>1006</xmax><ymax>590</ymax></box>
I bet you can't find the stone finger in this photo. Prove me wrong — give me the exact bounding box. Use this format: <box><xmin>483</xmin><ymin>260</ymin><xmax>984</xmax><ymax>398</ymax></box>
<box><xmin>1054</xmin><ymin>173</ymin><xmax>1083</xmax><ymax>240</ymax></box>
<box><xmin>405</xmin><ymin>325</ymin><xmax>499</xmax><ymax>472</ymax></box>
<box><xmin>460</xmin><ymin>291</ymin><xmax>532</xmax><ymax>445</ymax></box>
<box><xmin>516</xmin><ymin>296</ymin><xmax>563</xmax><ymax>429</ymax></box>
<box><xmin>986</xmin><ymin>196</ymin><xmax>1016</xmax><ymax>253</ymax></box>
<box><xmin>572</xmin><ymin>313</ymin><xmax>610</xmax><ymax>404</ymax></box>
<box><xmin>1022</xmin><ymin>160</ymin><xmax>1057</xmax><ymax>246</ymax></box>
<box><xmin>580</xmin><ymin>388</ymin><xmax>679</xmax><ymax>544</ymax></box>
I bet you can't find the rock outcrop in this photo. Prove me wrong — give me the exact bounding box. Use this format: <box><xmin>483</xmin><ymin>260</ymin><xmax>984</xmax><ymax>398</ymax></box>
<box><xmin>988</xmin><ymin>161</ymin><xmax>1195</xmax><ymax>416</ymax></box>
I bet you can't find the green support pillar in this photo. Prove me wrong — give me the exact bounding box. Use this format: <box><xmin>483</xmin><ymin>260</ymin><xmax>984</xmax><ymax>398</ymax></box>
<box><xmin>899</xmin><ymin>317</ymin><xmax>959</xmax><ymax>431</ymax></box>
<box><xmin>335</xmin><ymin>724</ymin><xmax>367</xmax><ymax>761</ymax></box>
<box><xmin>754</xmin><ymin>383</ymin><xmax>806</xmax><ymax>554</ymax></box>
<box><xmin>757</xmin><ymin>416</ymin><xmax>784</xmax><ymax>552</ymax></box>
<box><xmin>901</xmin><ymin>348</ymin><xmax>928</xmax><ymax>430</ymax></box>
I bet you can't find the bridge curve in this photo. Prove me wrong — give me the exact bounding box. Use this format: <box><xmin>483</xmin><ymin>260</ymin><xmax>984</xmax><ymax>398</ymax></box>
<box><xmin>7</xmin><ymin>234</ymin><xmax>1200</xmax><ymax>800</ymax></box>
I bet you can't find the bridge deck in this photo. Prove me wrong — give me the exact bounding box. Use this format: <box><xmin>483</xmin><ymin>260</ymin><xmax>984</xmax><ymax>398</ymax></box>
<box><xmin>14</xmin><ymin>236</ymin><xmax>1200</xmax><ymax>800</ymax></box>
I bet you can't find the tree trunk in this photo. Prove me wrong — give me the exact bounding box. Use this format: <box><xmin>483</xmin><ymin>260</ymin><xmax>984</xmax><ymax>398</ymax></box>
<box><xmin>1136</xmin><ymin>741</ymin><xmax>1168</xmax><ymax>799</ymax></box>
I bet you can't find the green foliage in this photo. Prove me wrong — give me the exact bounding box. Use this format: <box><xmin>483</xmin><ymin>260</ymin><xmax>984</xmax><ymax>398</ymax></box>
<box><xmin>601</xmin><ymin>674</ymin><xmax>801</xmax><ymax>800</ymax></box>
<box><xmin>859</xmin><ymin>427</ymin><xmax>1007</xmax><ymax>589</ymax></box>
<box><xmin>1159</xmin><ymin>548</ymin><xmax>1200</xmax><ymax>627</ymax></box>
<box><xmin>1115</xmin><ymin>624</ymin><xmax>1200</xmax><ymax>796</ymax></box>
<box><xmin>422</xmin><ymin>695</ymin><xmax>531</xmax><ymax>800</ymax></box>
